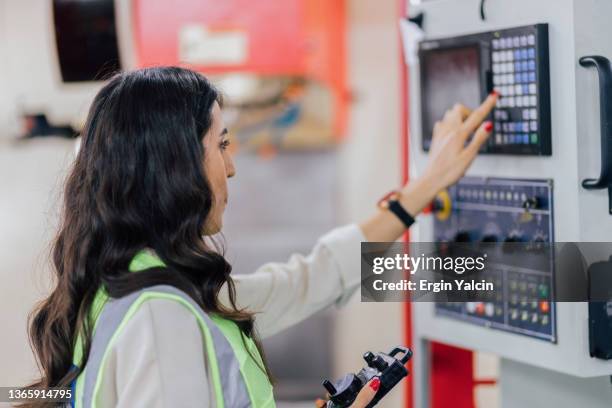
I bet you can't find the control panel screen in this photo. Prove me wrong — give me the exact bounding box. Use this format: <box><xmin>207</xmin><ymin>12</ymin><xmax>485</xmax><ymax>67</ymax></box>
<box><xmin>419</xmin><ymin>24</ymin><xmax>551</xmax><ymax>155</ymax></box>
<box><xmin>421</xmin><ymin>46</ymin><xmax>481</xmax><ymax>151</ymax></box>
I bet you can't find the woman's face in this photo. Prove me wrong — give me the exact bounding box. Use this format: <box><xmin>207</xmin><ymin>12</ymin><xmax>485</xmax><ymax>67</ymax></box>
<box><xmin>203</xmin><ymin>101</ymin><xmax>235</xmax><ymax>234</ymax></box>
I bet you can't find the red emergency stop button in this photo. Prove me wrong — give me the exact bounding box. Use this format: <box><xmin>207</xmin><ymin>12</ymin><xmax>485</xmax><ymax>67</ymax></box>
<box><xmin>475</xmin><ymin>303</ymin><xmax>485</xmax><ymax>315</ymax></box>
<box><xmin>539</xmin><ymin>301</ymin><xmax>549</xmax><ymax>313</ymax></box>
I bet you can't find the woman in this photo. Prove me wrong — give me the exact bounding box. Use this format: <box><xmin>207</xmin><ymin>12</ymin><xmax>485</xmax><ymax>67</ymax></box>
<box><xmin>25</xmin><ymin>67</ymin><xmax>497</xmax><ymax>407</ymax></box>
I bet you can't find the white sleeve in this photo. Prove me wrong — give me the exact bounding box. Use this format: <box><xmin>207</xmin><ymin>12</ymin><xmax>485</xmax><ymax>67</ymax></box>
<box><xmin>220</xmin><ymin>224</ymin><xmax>366</xmax><ymax>339</ymax></box>
<box><xmin>95</xmin><ymin>299</ymin><xmax>217</xmax><ymax>408</ymax></box>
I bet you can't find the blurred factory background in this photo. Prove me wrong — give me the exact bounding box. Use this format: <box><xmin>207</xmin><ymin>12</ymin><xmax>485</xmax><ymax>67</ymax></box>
<box><xmin>0</xmin><ymin>0</ymin><xmax>403</xmax><ymax>406</ymax></box>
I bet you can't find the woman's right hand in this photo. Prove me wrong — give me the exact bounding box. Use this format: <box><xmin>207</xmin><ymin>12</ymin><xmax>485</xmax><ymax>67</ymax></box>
<box><xmin>418</xmin><ymin>92</ymin><xmax>498</xmax><ymax>194</ymax></box>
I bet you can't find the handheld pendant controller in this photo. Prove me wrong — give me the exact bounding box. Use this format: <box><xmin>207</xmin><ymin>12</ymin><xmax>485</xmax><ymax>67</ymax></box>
<box><xmin>322</xmin><ymin>346</ymin><xmax>412</xmax><ymax>407</ymax></box>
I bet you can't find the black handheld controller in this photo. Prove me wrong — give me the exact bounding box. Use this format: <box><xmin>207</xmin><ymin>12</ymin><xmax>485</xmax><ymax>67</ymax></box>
<box><xmin>322</xmin><ymin>346</ymin><xmax>412</xmax><ymax>407</ymax></box>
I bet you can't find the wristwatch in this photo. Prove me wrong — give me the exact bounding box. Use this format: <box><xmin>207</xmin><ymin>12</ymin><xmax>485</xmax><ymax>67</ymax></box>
<box><xmin>377</xmin><ymin>190</ymin><xmax>415</xmax><ymax>229</ymax></box>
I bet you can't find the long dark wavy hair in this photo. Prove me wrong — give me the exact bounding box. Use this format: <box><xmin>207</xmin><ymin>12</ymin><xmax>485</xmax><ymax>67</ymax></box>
<box><xmin>24</xmin><ymin>67</ymin><xmax>270</xmax><ymax>405</ymax></box>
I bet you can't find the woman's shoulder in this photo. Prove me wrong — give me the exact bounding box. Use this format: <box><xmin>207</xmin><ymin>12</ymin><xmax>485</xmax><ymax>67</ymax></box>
<box><xmin>118</xmin><ymin>296</ymin><xmax>204</xmax><ymax>342</ymax></box>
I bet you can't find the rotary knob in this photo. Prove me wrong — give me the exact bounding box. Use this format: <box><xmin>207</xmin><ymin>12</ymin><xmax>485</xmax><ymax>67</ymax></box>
<box><xmin>433</xmin><ymin>190</ymin><xmax>452</xmax><ymax>221</ymax></box>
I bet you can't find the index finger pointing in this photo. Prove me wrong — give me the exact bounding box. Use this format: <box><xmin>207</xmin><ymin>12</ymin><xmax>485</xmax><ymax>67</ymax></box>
<box><xmin>460</xmin><ymin>92</ymin><xmax>499</xmax><ymax>137</ymax></box>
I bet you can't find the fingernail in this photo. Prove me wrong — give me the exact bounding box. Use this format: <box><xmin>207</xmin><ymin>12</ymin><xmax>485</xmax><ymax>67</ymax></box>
<box><xmin>484</xmin><ymin>121</ymin><xmax>493</xmax><ymax>132</ymax></box>
<box><xmin>370</xmin><ymin>377</ymin><xmax>381</xmax><ymax>392</ymax></box>
<box><xmin>490</xmin><ymin>90</ymin><xmax>499</xmax><ymax>97</ymax></box>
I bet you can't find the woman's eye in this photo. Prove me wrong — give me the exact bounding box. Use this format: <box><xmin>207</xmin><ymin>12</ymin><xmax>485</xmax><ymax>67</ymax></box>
<box><xmin>221</xmin><ymin>139</ymin><xmax>231</xmax><ymax>150</ymax></box>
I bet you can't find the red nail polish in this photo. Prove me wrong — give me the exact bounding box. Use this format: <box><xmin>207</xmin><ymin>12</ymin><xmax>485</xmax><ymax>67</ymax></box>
<box><xmin>370</xmin><ymin>378</ymin><xmax>381</xmax><ymax>392</ymax></box>
<box><xmin>484</xmin><ymin>121</ymin><xmax>494</xmax><ymax>132</ymax></box>
<box><xmin>490</xmin><ymin>90</ymin><xmax>499</xmax><ymax>97</ymax></box>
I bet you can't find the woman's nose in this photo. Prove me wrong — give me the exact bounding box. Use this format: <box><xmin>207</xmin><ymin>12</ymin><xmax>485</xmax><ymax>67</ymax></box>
<box><xmin>226</xmin><ymin>156</ymin><xmax>236</xmax><ymax>178</ymax></box>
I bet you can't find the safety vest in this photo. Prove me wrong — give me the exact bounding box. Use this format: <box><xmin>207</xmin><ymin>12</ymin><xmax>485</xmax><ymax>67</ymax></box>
<box><xmin>70</xmin><ymin>250</ymin><xmax>275</xmax><ymax>407</ymax></box>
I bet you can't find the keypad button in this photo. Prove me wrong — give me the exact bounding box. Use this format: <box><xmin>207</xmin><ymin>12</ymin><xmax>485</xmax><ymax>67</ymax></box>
<box><xmin>507</xmin><ymin>74</ymin><xmax>515</xmax><ymax>84</ymax></box>
<box><xmin>528</xmin><ymin>48</ymin><xmax>536</xmax><ymax>59</ymax></box>
<box><xmin>523</xmin><ymin>134</ymin><xmax>530</xmax><ymax>144</ymax></box>
<box><xmin>530</xmin><ymin>109</ymin><xmax>538</xmax><ymax>120</ymax></box>
<box><xmin>515</xmin><ymin>61</ymin><xmax>522</xmax><ymax>72</ymax></box>
<box><xmin>528</xmin><ymin>72</ymin><xmax>536</xmax><ymax>82</ymax></box>
<box><xmin>520</xmin><ymin>36</ymin><xmax>528</xmax><ymax>46</ymax></box>
<box><xmin>495</xmin><ymin>122</ymin><xmax>502</xmax><ymax>132</ymax></box>
<box><xmin>529</xmin><ymin>83</ymin><xmax>537</xmax><ymax>94</ymax></box>
<box><xmin>506</xmin><ymin>50</ymin><xmax>514</xmax><ymax>61</ymax></box>
<box><xmin>530</xmin><ymin>121</ymin><xmax>538</xmax><ymax>131</ymax></box>
<box><xmin>507</xmin><ymin>86</ymin><xmax>515</xmax><ymax>96</ymax></box>
<box><xmin>492</xmin><ymin>52</ymin><xmax>500</xmax><ymax>62</ymax></box>
<box><xmin>523</xmin><ymin>84</ymin><xmax>530</xmax><ymax>95</ymax></box>
<box><xmin>515</xmin><ymin>73</ymin><xmax>522</xmax><ymax>84</ymax></box>
<box><xmin>521</xmin><ymin>61</ymin><xmax>529</xmax><ymax>71</ymax></box>
<box><xmin>517</xmin><ymin>97</ymin><xmax>523</xmax><ymax>107</ymax></box>
<box><xmin>507</xmin><ymin>97</ymin><xmax>515</xmax><ymax>107</ymax></box>
<box><xmin>493</xmin><ymin>76</ymin><xmax>500</xmax><ymax>86</ymax></box>
<box><xmin>496</xmin><ymin>134</ymin><xmax>503</xmax><ymax>144</ymax></box>
<box><xmin>531</xmin><ymin>133</ymin><xmax>539</xmax><ymax>144</ymax></box>
<box><xmin>528</xmin><ymin>60</ymin><xmax>536</xmax><ymax>71</ymax></box>
<box><xmin>522</xmin><ymin>122</ymin><xmax>530</xmax><ymax>132</ymax></box>
<box><xmin>515</xmin><ymin>84</ymin><xmax>523</xmax><ymax>95</ymax></box>
<box><xmin>528</xmin><ymin>34</ymin><xmax>536</xmax><ymax>45</ymax></box>
<box><xmin>513</xmin><ymin>37</ymin><xmax>520</xmax><ymax>47</ymax></box>
<box><xmin>520</xmin><ymin>49</ymin><xmax>528</xmax><ymax>60</ymax></box>
<box><xmin>506</xmin><ymin>63</ymin><xmax>514</xmax><ymax>73</ymax></box>
<box><xmin>530</xmin><ymin>96</ymin><xmax>537</xmax><ymax>106</ymax></box>
<box><xmin>523</xmin><ymin>95</ymin><xmax>530</xmax><ymax>106</ymax></box>
<box><xmin>539</xmin><ymin>301</ymin><xmax>550</xmax><ymax>313</ymax></box>
<box><xmin>514</xmin><ymin>49</ymin><xmax>522</xmax><ymax>60</ymax></box>
<box><xmin>493</xmin><ymin>39</ymin><xmax>500</xmax><ymax>49</ymax></box>
<box><xmin>541</xmin><ymin>315</ymin><xmax>549</xmax><ymax>325</ymax></box>
<box><xmin>493</xmin><ymin>64</ymin><xmax>501</xmax><ymax>74</ymax></box>
<box><xmin>522</xmin><ymin>109</ymin><xmax>530</xmax><ymax>120</ymax></box>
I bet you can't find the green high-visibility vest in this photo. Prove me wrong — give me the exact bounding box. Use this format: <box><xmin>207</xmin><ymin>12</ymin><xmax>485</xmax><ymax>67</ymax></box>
<box><xmin>71</xmin><ymin>250</ymin><xmax>275</xmax><ymax>407</ymax></box>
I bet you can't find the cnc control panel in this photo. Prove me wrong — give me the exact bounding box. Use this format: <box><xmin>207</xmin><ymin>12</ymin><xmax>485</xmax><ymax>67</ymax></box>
<box><xmin>419</xmin><ymin>24</ymin><xmax>551</xmax><ymax>155</ymax></box>
<box><xmin>433</xmin><ymin>177</ymin><xmax>556</xmax><ymax>342</ymax></box>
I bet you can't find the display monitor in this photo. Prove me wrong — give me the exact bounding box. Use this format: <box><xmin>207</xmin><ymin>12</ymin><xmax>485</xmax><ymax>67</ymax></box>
<box><xmin>53</xmin><ymin>0</ymin><xmax>122</xmax><ymax>82</ymax></box>
<box><xmin>420</xmin><ymin>45</ymin><xmax>482</xmax><ymax>150</ymax></box>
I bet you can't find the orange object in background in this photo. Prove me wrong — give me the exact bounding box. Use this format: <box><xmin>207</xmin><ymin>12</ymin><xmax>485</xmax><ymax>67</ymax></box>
<box><xmin>132</xmin><ymin>0</ymin><xmax>348</xmax><ymax>137</ymax></box>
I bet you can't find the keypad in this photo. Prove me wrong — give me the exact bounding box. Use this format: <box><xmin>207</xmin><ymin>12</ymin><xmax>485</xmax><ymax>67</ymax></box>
<box><xmin>492</xmin><ymin>34</ymin><xmax>539</xmax><ymax>147</ymax></box>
